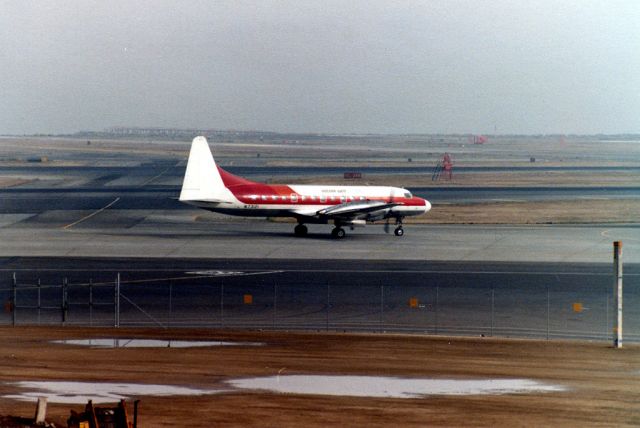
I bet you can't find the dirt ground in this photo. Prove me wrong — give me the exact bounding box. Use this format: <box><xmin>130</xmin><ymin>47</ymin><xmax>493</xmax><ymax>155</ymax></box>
<box><xmin>265</xmin><ymin>199</ymin><xmax>640</xmax><ymax>225</ymax></box>
<box><xmin>0</xmin><ymin>178</ymin><xmax>31</xmax><ymax>188</ymax></box>
<box><xmin>0</xmin><ymin>327</ymin><xmax>637</xmax><ymax>427</ymax></box>
<box><xmin>422</xmin><ymin>199</ymin><xmax>640</xmax><ymax>224</ymax></box>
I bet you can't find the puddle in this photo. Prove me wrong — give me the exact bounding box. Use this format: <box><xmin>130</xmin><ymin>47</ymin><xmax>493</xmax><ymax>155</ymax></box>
<box><xmin>4</xmin><ymin>381</ymin><xmax>224</xmax><ymax>404</ymax></box>
<box><xmin>227</xmin><ymin>375</ymin><xmax>566</xmax><ymax>398</ymax></box>
<box><xmin>3</xmin><ymin>375</ymin><xmax>566</xmax><ymax>404</ymax></box>
<box><xmin>52</xmin><ymin>339</ymin><xmax>264</xmax><ymax>348</ymax></box>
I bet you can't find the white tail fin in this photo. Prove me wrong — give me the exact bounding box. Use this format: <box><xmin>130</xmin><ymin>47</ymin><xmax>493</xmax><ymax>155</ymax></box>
<box><xmin>179</xmin><ymin>136</ymin><xmax>233</xmax><ymax>203</ymax></box>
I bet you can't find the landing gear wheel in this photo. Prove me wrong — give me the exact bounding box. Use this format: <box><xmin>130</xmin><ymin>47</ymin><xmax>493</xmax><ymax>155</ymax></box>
<box><xmin>294</xmin><ymin>224</ymin><xmax>308</xmax><ymax>237</ymax></box>
<box><xmin>394</xmin><ymin>226</ymin><xmax>404</xmax><ymax>236</ymax></box>
<box><xmin>331</xmin><ymin>227</ymin><xmax>346</xmax><ymax>239</ymax></box>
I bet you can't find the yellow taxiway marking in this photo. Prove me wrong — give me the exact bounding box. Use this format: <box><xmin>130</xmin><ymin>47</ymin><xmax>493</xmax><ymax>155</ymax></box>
<box><xmin>62</xmin><ymin>197</ymin><xmax>120</xmax><ymax>230</ymax></box>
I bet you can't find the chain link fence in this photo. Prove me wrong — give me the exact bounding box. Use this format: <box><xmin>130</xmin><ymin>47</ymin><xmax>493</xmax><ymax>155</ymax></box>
<box><xmin>3</xmin><ymin>271</ymin><xmax>638</xmax><ymax>342</ymax></box>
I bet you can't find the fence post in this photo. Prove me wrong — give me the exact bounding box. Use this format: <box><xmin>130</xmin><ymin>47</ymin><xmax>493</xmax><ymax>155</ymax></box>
<box><xmin>605</xmin><ymin>293</ymin><xmax>609</xmax><ymax>340</ymax></box>
<box><xmin>61</xmin><ymin>278</ymin><xmax>68</xmax><ymax>325</ymax></box>
<box><xmin>272</xmin><ymin>280</ymin><xmax>277</xmax><ymax>330</ymax></box>
<box><xmin>613</xmin><ymin>241</ymin><xmax>623</xmax><ymax>348</ymax></box>
<box><xmin>220</xmin><ymin>279</ymin><xmax>224</xmax><ymax>329</ymax></box>
<box><xmin>326</xmin><ymin>281</ymin><xmax>330</xmax><ymax>332</ymax></box>
<box><xmin>546</xmin><ymin>284</ymin><xmax>550</xmax><ymax>340</ymax></box>
<box><xmin>37</xmin><ymin>279</ymin><xmax>41</xmax><ymax>325</ymax></box>
<box><xmin>435</xmin><ymin>285</ymin><xmax>439</xmax><ymax>335</ymax></box>
<box><xmin>114</xmin><ymin>273</ymin><xmax>120</xmax><ymax>328</ymax></box>
<box><xmin>490</xmin><ymin>288</ymin><xmax>494</xmax><ymax>337</ymax></box>
<box><xmin>11</xmin><ymin>272</ymin><xmax>16</xmax><ymax>327</ymax></box>
<box><xmin>89</xmin><ymin>279</ymin><xmax>93</xmax><ymax>327</ymax></box>
<box><xmin>380</xmin><ymin>284</ymin><xmax>384</xmax><ymax>333</ymax></box>
<box><xmin>168</xmin><ymin>281</ymin><xmax>172</xmax><ymax>328</ymax></box>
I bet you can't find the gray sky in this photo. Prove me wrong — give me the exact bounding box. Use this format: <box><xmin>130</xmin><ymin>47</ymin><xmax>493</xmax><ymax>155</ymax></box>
<box><xmin>1</xmin><ymin>0</ymin><xmax>639</xmax><ymax>135</ymax></box>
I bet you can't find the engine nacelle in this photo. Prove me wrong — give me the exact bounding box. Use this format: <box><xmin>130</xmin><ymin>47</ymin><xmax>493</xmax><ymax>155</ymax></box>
<box><xmin>365</xmin><ymin>210</ymin><xmax>389</xmax><ymax>222</ymax></box>
<box><xmin>345</xmin><ymin>219</ymin><xmax>366</xmax><ymax>228</ymax></box>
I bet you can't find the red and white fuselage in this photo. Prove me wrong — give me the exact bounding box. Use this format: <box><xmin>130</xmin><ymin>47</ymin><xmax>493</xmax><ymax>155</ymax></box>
<box><xmin>180</xmin><ymin>137</ymin><xmax>431</xmax><ymax>237</ymax></box>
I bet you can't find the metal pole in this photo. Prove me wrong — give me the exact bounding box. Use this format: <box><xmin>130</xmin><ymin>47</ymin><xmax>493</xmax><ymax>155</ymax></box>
<box><xmin>435</xmin><ymin>285</ymin><xmax>439</xmax><ymax>335</ymax></box>
<box><xmin>614</xmin><ymin>241</ymin><xmax>623</xmax><ymax>348</ymax></box>
<box><xmin>89</xmin><ymin>279</ymin><xmax>93</xmax><ymax>327</ymax></box>
<box><xmin>326</xmin><ymin>281</ymin><xmax>330</xmax><ymax>332</ymax></box>
<box><xmin>115</xmin><ymin>273</ymin><xmax>120</xmax><ymax>328</ymax></box>
<box><xmin>605</xmin><ymin>293</ymin><xmax>609</xmax><ymax>340</ymax></box>
<box><xmin>37</xmin><ymin>278</ymin><xmax>41</xmax><ymax>325</ymax></box>
<box><xmin>273</xmin><ymin>280</ymin><xmax>277</xmax><ymax>329</ymax></box>
<box><xmin>380</xmin><ymin>284</ymin><xmax>384</xmax><ymax>333</ymax></box>
<box><xmin>168</xmin><ymin>282</ymin><xmax>172</xmax><ymax>328</ymax></box>
<box><xmin>12</xmin><ymin>273</ymin><xmax>16</xmax><ymax>327</ymax></box>
<box><xmin>62</xmin><ymin>278</ymin><xmax>68</xmax><ymax>325</ymax></box>
<box><xmin>490</xmin><ymin>288</ymin><xmax>494</xmax><ymax>337</ymax></box>
<box><xmin>546</xmin><ymin>284</ymin><xmax>550</xmax><ymax>340</ymax></box>
<box><xmin>220</xmin><ymin>279</ymin><xmax>224</xmax><ymax>328</ymax></box>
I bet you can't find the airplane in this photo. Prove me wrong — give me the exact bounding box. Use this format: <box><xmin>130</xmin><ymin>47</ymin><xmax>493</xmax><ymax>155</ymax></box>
<box><xmin>179</xmin><ymin>136</ymin><xmax>431</xmax><ymax>238</ymax></box>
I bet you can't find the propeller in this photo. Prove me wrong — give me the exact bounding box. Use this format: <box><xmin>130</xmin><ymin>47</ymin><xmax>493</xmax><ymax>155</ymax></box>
<box><xmin>384</xmin><ymin>189</ymin><xmax>394</xmax><ymax>233</ymax></box>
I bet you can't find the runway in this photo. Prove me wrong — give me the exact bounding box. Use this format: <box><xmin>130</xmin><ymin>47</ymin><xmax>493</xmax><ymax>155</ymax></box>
<box><xmin>3</xmin><ymin>186</ymin><xmax>640</xmax><ymax>214</ymax></box>
<box><xmin>2</xmin><ymin>161</ymin><xmax>640</xmax><ymax>211</ymax></box>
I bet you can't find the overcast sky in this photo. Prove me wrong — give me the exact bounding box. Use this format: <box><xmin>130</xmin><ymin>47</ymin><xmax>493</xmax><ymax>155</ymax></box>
<box><xmin>1</xmin><ymin>0</ymin><xmax>638</xmax><ymax>135</ymax></box>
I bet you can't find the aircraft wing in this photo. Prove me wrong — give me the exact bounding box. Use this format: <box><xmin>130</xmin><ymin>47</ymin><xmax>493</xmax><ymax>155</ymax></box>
<box><xmin>316</xmin><ymin>200</ymin><xmax>400</xmax><ymax>217</ymax></box>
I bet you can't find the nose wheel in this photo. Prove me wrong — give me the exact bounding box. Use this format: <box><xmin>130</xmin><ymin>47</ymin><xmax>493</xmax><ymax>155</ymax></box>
<box><xmin>393</xmin><ymin>217</ymin><xmax>404</xmax><ymax>236</ymax></box>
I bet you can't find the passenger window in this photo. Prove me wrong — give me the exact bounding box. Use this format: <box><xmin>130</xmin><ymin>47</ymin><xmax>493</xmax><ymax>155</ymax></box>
<box><xmin>291</xmin><ymin>193</ymin><xmax>298</xmax><ymax>203</ymax></box>
<box><xmin>340</xmin><ymin>196</ymin><xmax>346</xmax><ymax>203</ymax></box>
<box><xmin>261</xmin><ymin>195</ymin><xmax>267</xmax><ymax>201</ymax></box>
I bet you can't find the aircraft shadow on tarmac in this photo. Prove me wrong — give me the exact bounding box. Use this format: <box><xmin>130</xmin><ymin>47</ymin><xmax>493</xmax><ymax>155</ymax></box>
<box><xmin>119</xmin><ymin>229</ymin><xmax>383</xmax><ymax>241</ymax></box>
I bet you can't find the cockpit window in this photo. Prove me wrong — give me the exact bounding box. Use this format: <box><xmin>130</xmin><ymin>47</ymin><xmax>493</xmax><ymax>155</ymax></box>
<box><xmin>404</xmin><ymin>192</ymin><xmax>412</xmax><ymax>198</ymax></box>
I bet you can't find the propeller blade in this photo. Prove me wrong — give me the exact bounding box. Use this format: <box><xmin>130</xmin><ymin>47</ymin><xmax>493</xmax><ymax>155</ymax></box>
<box><xmin>384</xmin><ymin>219</ymin><xmax>390</xmax><ymax>233</ymax></box>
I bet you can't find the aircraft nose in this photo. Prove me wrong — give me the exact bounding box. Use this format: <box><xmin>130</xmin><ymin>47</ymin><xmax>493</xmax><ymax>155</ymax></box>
<box><xmin>423</xmin><ymin>199</ymin><xmax>431</xmax><ymax>213</ymax></box>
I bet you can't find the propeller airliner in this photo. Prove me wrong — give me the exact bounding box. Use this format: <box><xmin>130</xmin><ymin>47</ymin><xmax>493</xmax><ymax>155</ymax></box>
<box><xmin>179</xmin><ymin>137</ymin><xmax>431</xmax><ymax>238</ymax></box>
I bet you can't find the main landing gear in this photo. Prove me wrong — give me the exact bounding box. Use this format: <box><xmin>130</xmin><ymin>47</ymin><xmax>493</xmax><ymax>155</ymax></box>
<box><xmin>331</xmin><ymin>227</ymin><xmax>346</xmax><ymax>239</ymax></box>
<box><xmin>294</xmin><ymin>224</ymin><xmax>308</xmax><ymax>237</ymax></box>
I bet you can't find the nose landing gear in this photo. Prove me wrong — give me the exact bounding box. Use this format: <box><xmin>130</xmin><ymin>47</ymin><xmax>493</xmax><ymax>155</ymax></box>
<box><xmin>393</xmin><ymin>217</ymin><xmax>404</xmax><ymax>237</ymax></box>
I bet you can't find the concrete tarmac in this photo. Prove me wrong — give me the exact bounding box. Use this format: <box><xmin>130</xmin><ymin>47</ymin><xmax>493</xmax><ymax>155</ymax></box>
<box><xmin>1</xmin><ymin>211</ymin><xmax>639</xmax><ymax>263</ymax></box>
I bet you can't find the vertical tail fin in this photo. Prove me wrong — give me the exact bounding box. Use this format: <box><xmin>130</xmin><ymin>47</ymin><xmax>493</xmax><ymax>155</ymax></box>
<box><xmin>179</xmin><ymin>136</ymin><xmax>233</xmax><ymax>203</ymax></box>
